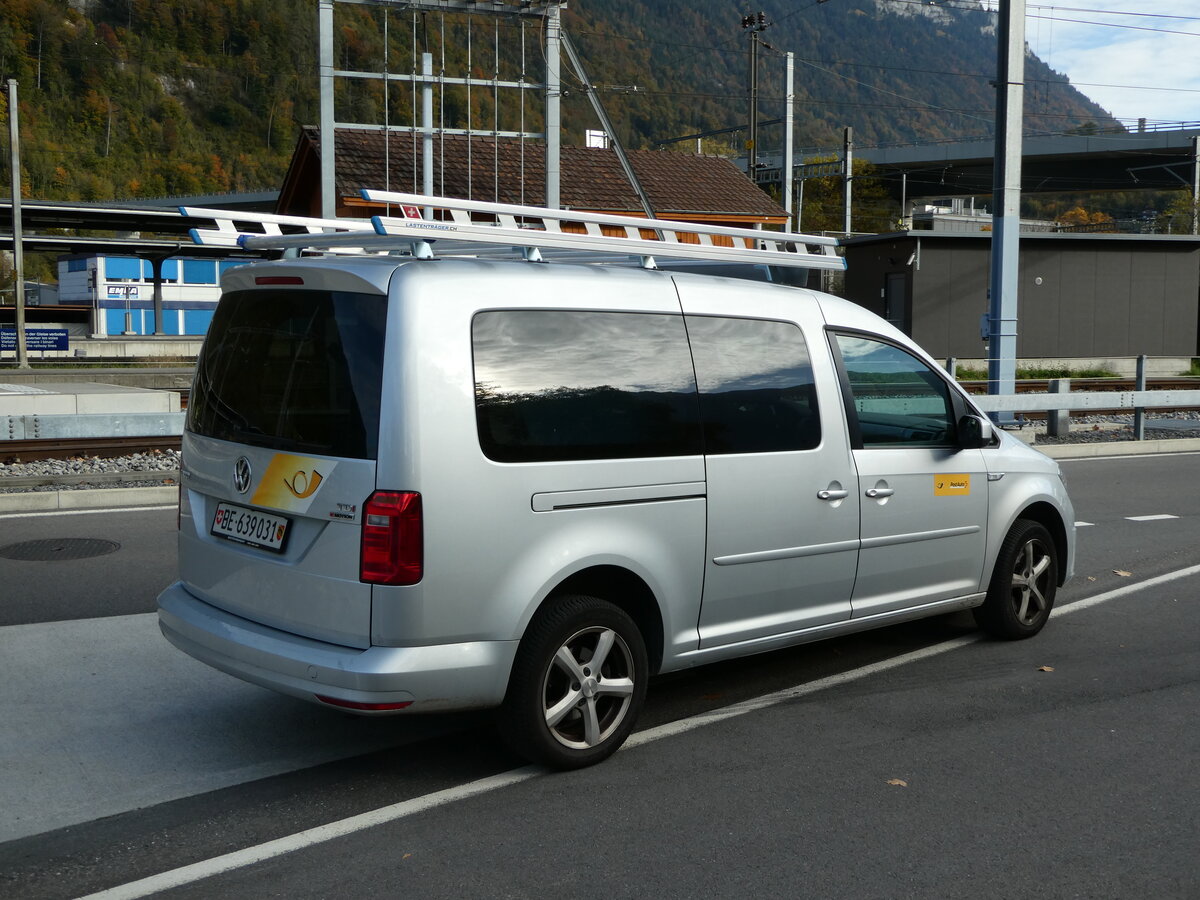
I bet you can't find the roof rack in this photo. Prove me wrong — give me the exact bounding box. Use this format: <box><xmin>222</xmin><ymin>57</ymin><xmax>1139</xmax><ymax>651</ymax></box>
<box><xmin>181</xmin><ymin>191</ymin><xmax>845</xmax><ymax>272</ymax></box>
<box><xmin>179</xmin><ymin>207</ymin><xmax>376</xmax><ymax>249</ymax></box>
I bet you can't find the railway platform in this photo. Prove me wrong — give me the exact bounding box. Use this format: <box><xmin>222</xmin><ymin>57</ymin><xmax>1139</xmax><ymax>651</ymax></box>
<box><xmin>0</xmin><ymin>381</ymin><xmax>183</xmax><ymax>441</ymax></box>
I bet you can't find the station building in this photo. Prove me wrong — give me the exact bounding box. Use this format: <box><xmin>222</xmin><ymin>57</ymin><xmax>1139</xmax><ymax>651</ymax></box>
<box><xmin>56</xmin><ymin>254</ymin><xmax>251</xmax><ymax>336</ymax></box>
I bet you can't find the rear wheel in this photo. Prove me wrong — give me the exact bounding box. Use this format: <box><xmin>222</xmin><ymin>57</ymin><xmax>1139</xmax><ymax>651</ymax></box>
<box><xmin>973</xmin><ymin>519</ymin><xmax>1058</xmax><ymax>639</ymax></box>
<box><xmin>500</xmin><ymin>594</ymin><xmax>648</xmax><ymax>769</ymax></box>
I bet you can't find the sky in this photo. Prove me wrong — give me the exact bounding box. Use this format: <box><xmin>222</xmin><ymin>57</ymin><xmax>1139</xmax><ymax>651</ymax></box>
<box><xmin>984</xmin><ymin>1</ymin><xmax>1200</xmax><ymax>125</ymax></box>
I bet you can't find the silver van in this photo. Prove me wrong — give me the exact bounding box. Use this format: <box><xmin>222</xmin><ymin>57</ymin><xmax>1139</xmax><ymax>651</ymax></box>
<box><xmin>158</xmin><ymin>195</ymin><xmax>1075</xmax><ymax>769</ymax></box>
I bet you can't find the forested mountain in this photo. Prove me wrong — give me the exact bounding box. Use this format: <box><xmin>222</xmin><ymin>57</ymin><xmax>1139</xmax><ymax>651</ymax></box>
<box><xmin>0</xmin><ymin>0</ymin><xmax>1119</xmax><ymax>205</ymax></box>
<box><xmin>566</xmin><ymin>0</ymin><xmax>1116</xmax><ymax>154</ymax></box>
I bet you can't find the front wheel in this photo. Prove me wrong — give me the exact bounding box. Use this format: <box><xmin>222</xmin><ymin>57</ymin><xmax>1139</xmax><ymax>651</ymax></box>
<box><xmin>973</xmin><ymin>519</ymin><xmax>1058</xmax><ymax>639</ymax></box>
<box><xmin>500</xmin><ymin>594</ymin><xmax>648</xmax><ymax>769</ymax></box>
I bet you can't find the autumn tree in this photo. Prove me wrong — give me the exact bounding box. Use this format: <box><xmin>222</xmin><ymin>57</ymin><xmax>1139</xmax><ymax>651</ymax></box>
<box><xmin>1058</xmin><ymin>206</ymin><xmax>1115</xmax><ymax>230</ymax></box>
<box><xmin>795</xmin><ymin>157</ymin><xmax>898</xmax><ymax>235</ymax></box>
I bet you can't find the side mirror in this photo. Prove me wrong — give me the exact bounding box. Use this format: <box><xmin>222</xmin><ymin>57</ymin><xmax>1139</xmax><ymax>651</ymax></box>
<box><xmin>958</xmin><ymin>414</ymin><xmax>993</xmax><ymax>450</ymax></box>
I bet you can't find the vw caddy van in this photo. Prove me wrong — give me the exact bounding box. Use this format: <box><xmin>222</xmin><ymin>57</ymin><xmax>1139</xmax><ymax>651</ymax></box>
<box><xmin>158</xmin><ymin>194</ymin><xmax>1075</xmax><ymax>769</ymax></box>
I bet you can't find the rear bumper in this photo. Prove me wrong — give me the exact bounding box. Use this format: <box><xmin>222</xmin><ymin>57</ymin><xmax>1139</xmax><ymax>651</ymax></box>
<box><xmin>157</xmin><ymin>582</ymin><xmax>518</xmax><ymax>714</ymax></box>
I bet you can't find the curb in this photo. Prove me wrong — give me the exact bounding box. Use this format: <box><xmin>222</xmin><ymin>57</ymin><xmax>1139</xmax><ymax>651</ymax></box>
<box><xmin>0</xmin><ymin>486</ymin><xmax>178</xmax><ymax>515</ymax></box>
<box><xmin>1031</xmin><ymin>437</ymin><xmax>1200</xmax><ymax>459</ymax></box>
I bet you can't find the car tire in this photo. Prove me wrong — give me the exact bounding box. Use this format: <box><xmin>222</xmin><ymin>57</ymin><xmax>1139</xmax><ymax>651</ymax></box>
<box><xmin>499</xmin><ymin>594</ymin><xmax>648</xmax><ymax>770</ymax></box>
<box><xmin>973</xmin><ymin>519</ymin><xmax>1058</xmax><ymax>640</ymax></box>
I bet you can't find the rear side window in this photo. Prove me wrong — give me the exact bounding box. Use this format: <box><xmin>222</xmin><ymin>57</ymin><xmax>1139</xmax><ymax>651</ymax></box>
<box><xmin>188</xmin><ymin>289</ymin><xmax>386</xmax><ymax>459</ymax></box>
<box><xmin>473</xmin><ymin>310</ymin><xmax>702</xmax><ymax>462</ymax></box>
<box><xmin>686</xmin><ymin>316</ymin><xmax>820</xmax><ymax>453</ymax></box>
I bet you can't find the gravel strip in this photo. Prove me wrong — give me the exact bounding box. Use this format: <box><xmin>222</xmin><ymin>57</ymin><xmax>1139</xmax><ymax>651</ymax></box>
<box><xmin>0</xmin><ymin>449</ymin><xmax>182</xmax><ymax>493</ymax></box>
<box><xmin>1028</xmin><ymin>411</ymin><xmax>1200</xmax><ymax>445</ymax></box>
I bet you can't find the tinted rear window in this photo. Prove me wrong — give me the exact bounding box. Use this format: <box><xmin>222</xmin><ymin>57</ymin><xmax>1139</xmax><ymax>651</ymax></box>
<box><xmin>188</xmin><ymin>289</ymin><xmax>386</xmax><ymax>460</ymax></box>
<box><xmin>473</xmin><ymin>310</ymin><xmax>702</xmax><ymax>462</ymax></box>
<box><xmin>686</xmin><ymin>316</ymin><xmax>820</xmax><ymax>453</ymax></box>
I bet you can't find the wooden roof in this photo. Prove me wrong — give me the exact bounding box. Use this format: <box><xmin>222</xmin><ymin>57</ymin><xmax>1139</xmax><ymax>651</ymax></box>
<box><xmin>277</xmin><ymin>128</ymin><xmax>788</xmax><ymax>225</ymax></box>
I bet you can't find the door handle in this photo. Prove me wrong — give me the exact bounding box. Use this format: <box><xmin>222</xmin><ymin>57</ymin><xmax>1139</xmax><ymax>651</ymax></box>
<box><xmin>865</xmin><ymin>487</ymin><xmax>895</xmax><ymax>499</ymax></box>
<box><xmin>817</xmin><ymin>489</ymin><xmax>849</xmax><ymax>501</ymax></box>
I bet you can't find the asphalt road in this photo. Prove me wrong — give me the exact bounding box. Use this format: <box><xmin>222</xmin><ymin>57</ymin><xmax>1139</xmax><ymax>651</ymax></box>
<box><xmin>0</xmin><ymin>452</ymin><xmax>1197</xmax><ymax>899</ymax></box>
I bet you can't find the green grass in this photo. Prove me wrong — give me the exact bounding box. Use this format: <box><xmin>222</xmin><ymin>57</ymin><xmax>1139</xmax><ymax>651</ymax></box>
<box><xmin>954</xmin><ymin>365</ymin><xmax>1118</xmax><ymax>381</ymax></box>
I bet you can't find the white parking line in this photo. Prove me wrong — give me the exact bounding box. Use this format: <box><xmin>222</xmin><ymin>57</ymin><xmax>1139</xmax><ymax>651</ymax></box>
<box><xmin>79</xmin><ymin>561</ymin><xmax>1200</xmax><ymax>900</ymax></box>
<box><xmin>1125</xmin><ymin>514</ymin><xmax>1179</xmax><ymax>522</ymax></box>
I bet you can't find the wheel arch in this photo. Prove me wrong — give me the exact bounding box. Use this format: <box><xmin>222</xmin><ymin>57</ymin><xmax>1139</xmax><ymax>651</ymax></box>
<box><xmin>543</xmin><ymin>565</ymin><xmax>666</xmax><ymax>674</ymax></box>
<box><xmin>1011</xmin><ymin>500</ymin><xmax>1070</xmax><ymax>586</ymax></box>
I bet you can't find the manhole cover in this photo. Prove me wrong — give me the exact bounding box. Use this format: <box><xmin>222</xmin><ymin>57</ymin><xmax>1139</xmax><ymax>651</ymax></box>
<box><xmin>0</xmin><ymin>538</ymin><xmax>121</xmax><ymax>561</ymax></box>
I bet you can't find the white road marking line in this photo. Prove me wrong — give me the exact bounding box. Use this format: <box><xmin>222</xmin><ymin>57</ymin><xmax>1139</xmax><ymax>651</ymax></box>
<box><xmin>623</xmin><ymin>635</ymin><xmax>980</xmax><ymax>750</ymax></box>
<box><xmin>1051</xmin><ymin>561</ymin><xmax>1200</xmax><ymax>617</ymax></box>
<box><xmin>1060</xmin><ymin>451</ymin><xmax>1200</xmax><ymax>463</ymax></box>
<box><xmin>1125</xmin><ymin>514</ymin><xmax>1179</xmax><ymax>522</ymax></box>
<box><xmin>1075</xmin><ymin>521</ymin><xmax>1094</xmax><ymax>527</ymax></box>
<box><xmin>0</xmin><ymin>505</ymin><xmax>176</xmax><ymax>520</ymax></box>
<box><xmin>77</xmin><ymin>768</ymin><xmax>544</xmax><ymax>900</ymax></box>
<box><xmin>80</xmin><ymin>561</ymin><xmax>1200</xmax><ymax>900</ymax></box>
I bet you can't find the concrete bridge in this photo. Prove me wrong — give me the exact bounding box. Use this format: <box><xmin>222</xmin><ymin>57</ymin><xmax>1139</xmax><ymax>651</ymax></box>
<box><xmin>757</xmin><ymin>124</ymin><xmax>1200</xmax><ymax>200</ymax></box>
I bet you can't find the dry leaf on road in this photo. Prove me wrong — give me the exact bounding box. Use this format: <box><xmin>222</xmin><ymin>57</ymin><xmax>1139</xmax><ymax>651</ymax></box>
<box><xmin>1037</xmin><ymin>666</ymin><xmax>1055</xmax><ymax>672</ymax></box>
<box><xmin>887</xmin><ymin>778</ymin><xmax>908</xmax><ymax>787</ymax></box>
<box><xmin>1113</xmin><ymin>569</ymin><xmax>1132</xmax><ymax>577</ymax></box>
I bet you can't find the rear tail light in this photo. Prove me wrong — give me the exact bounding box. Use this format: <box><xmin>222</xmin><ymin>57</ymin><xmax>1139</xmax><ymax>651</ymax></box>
<box><xmin>255</xmin><ymin>275</ymin><xmax>304</xmax><ymax>285</ymax></box>
<box><xmin>360</xmin><ymin>490</ymin><xmax>423</xmax><ymax>585</ymax></box>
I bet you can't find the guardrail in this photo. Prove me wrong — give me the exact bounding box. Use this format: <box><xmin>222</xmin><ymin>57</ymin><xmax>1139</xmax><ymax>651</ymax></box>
<box><xmin>952</xmin><ymin>354</ymin><xmax>1200</xmax><ymax>441</ymax></box>
<box><xmin>971</xmin><ymin>382</ymin><xmax>1200</xmax><ymax>440</ymax></box>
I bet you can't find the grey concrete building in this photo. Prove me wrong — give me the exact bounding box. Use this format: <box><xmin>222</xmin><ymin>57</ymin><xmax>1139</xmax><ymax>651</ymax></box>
<box><xmin>841</xmin><ymin>232</ymin><xmax>1200</xmax><ymax>363</ymax></box>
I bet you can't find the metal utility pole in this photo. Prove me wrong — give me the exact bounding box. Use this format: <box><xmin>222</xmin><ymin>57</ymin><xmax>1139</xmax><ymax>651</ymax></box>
<box><xmin>987</xmin><ymin>0</ymin><xmax>1025</xmax><ymax>410</ymax></box>
<box><xmin>7</xmin><ymin>79</ymin><xmax>28</xmax><ymax>368</ymax></box>
<box><xmin>1192</xmin><ymin>135</ymin><xmax>1199</xmax><ymax>235</ymax></box>
<box><xmin>422</xmin><ymin>51</ymin><xmax>434</xmax><ymax>214</ymax></box>
<box><xmin>545</xmin><ymin>3</ymin><xmax>562</xmax><ymax>209</ymax></box>
<box><xmin>843</xmin><ymin>126</ymin><xmax>853</xmax><ymax>235</ymax></box>
<box><xmin>742</xmin><ymin>11</ymin><xmax>768</xmax><ymax>179</ymax></box>
<box><xmin>318</xmin><ymin>0</ymin><xmax>335</xmax><ymax>218</ymax></box>
<box><xmin>784</xmin><ymin>52</ymin><xmax>795</xmax><ymax>227</ymax></box>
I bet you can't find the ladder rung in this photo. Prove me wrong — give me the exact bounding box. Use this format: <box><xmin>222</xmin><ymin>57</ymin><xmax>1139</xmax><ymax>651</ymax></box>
<box><xmin>181</xmin><ymin>207</ymin><xmax>375</xmax><ymax>248</ymax></box>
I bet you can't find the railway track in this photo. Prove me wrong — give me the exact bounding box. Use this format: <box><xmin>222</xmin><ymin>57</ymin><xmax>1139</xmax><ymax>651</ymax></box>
<box><xmin>0</xmin><ymin>435</ymin><xmax>182</xmax><ymax>464</ymax></box>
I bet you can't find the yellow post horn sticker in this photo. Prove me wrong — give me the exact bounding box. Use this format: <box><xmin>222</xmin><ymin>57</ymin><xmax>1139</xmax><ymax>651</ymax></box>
<box><xmin>284</xmin><ymin>469</ymin><xmax>323</xmax><ymax>499</ymax></box>
<box><xmin>252</xmin><ymin>454</ymin><xmax>337</xmax><ymax>512</ymax></box>
<box><xmin>934</xmin><ymin>474</ymin><xmax>971</xmax><ymax>496</ymax></box>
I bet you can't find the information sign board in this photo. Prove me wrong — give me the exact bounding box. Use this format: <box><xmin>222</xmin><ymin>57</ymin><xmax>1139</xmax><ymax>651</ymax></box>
<box><xmin>0</xmin><ymin>329</ymin><xmax>71</xmax><ymax>351</ymax></box>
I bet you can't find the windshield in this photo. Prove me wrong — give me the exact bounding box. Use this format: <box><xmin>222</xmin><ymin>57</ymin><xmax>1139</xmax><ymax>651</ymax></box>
<box><xmin>188</xmin><ymin>289</ymin><xmax>387</xmax><ymax>460</ymax></box>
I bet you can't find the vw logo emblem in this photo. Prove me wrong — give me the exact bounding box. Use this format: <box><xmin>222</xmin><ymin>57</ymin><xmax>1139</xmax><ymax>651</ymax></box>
<box><xmin>233</xmin><ymin>457</ymin><xmax>252</xmax><ymax>494</ymax></box>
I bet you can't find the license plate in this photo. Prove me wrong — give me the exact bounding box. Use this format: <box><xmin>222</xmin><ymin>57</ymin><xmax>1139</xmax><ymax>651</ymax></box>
<box><xmin>211</xmin><ymin>502</ymin><xmax>290</xmax><ymax>552</ymax></box>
